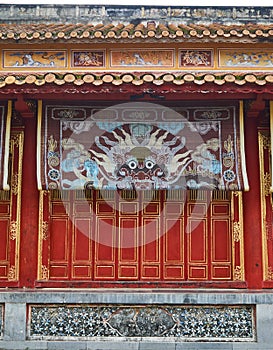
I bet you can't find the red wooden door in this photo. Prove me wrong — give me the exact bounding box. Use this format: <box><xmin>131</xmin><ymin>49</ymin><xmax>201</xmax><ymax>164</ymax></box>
<box><xmin>0</xmin><ymin>131</ymin><xmax>24</xmax><ymax>287</ymax></box>
<box><xmin>38</xmin><ymin>189</ymin><xmax>245</xmax><ymax>287</ymax></box>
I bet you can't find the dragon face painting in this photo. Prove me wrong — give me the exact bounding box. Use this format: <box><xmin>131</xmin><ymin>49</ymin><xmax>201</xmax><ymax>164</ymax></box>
<box><xmin>89</xmin><ymin>124</ymin><xmax>191</xmax><ymax>190</ymax></box>
<box><xmin>41</xmin><ymin>102</ymin><xmax>246</xmax><ymax>191</ymax></box>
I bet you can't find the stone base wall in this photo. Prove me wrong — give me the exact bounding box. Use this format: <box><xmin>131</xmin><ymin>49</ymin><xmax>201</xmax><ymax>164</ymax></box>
<box><xmin>0</xmin><ymin>290</ymin><xmax>273</xmax><ymax>349</ymax></box>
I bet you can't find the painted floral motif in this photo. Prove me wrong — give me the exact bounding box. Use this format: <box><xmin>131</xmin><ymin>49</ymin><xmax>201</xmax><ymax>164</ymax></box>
<box><xmin>219</xmin><ymin>49</ymin><xmax>273</xmax><ymax>67</ymax></box>
<box><xmin>29</xmin><ymin>305</ymin><xmax>254</xmax><ymax>340</ymax></box>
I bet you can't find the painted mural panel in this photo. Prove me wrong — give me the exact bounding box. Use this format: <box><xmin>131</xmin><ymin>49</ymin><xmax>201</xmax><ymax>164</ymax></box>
<box><xmin>110</xmin><ymin>49</ymin><xmax>174</xmax><ymax>67</ymax></box>
<box><xmin>219</xmin><ymin>49</ymin><xmax>273</xmax><ymax>68</ymax></box>
<box><xmin>71</xmin><ymin>50</ymin><xmax>105</xmax><ymax>67</ymax></box>
<box><xmin>179</xmin><ymin>49</ymin><xmax>213</xmax><ymax>67</ymax></box>
<box><xmin>3</xmin><ymin>50</ymin><xmax>67</xmax><ymax>68</ymax></box>
<box><xmin>38</xmin><ymin>102</ymin><xmax>248</xmax><ymax>192</ymax></box>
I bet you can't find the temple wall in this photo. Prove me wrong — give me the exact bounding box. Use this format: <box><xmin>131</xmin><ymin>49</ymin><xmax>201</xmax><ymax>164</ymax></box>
<box><xmin>0</xmin><ymin>291</ymin><xmax>273</xmax><ymax>349</ymax></box>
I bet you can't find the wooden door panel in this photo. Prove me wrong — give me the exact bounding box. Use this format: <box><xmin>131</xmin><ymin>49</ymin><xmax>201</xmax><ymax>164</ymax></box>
<box><xmin>188</xmin><ymin>219</ymin><xmax>207</xmax><ymax>263</ymax></box>
<box><xmin>50</xmin><ymin>218</ymin><xmax>69</xmax><ymax>262</ymax></box>
<box><xmin>0</xmin><ymin>131</ymin><xmax>24</xmax><ymax>285</ymax></box>
<box><xmin>211</xmin><ymin>219</ymin><xmax>231</xmax><ymax>262</ymax></box>
<box><xmin>118</xmin><ymin>217</ymin><xmax>138</xmax><ymax>279</ymax></box>
<box><xmin>142</xmin><ymin>218</ymin><xmax>159</xmax><ymax>262</ymax></box>
<box><xmin>189</xmin><ymin>265</ymin><xmax>207</xmax><ymax>280</ymax></box>
<box><xmin>141</xmin><ymin>217</ymin><xmax>160</xmax><ymax>279</ymax></box>
<box><xmin>73</xmin><ymin>219</ymin><xmax>92</xmax><ymax>261</ymax></box>
<box><xmin>164</xmin><ymin>218</ymin><xmax>183</xmax><ymax>263</ymax></box>
<box><xmin>95</xmin><ymin>217</ymin><xmax>115</xmax><ymax>279</ymax></box>
<box><xmin>39</xmin><ymin>190</ymin><xmax>241</xmax><ymax>285</ymax></box>
<box><xmin>212</xmin><ymin>265</ymin><xmax>231</xmax><ymax>279</ymax></box>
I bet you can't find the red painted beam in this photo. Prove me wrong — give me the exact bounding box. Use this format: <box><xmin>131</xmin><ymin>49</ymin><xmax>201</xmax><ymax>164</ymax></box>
<box><xmin>243</xmin><ymin>116</ymin><xmax>263</xmax><ymax>289</ymax></box>
<box><xmin>19</xmin><ymin>117</ymin><xmax>39</xmax><ymax>287</ymax></box>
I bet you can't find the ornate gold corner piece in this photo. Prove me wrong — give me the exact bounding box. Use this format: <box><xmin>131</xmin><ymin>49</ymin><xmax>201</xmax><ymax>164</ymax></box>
<box><xmin>7</xmin><ymin>265</ymin><xmax>16</xmax><ymax>281</ymax></box>
<box><xmin>266</xmin><ymin>266</ymin><xmax>273</xmax><ymax>280</ymax></box>
<box><xmin>41</xmin><ymin>265</ymin><xmax>49</xmax><ymax>280</ymax></box>
<box><xmin>9</xmin><ymin>221</ymin><xmax>17</xmax><ymax>240</ymax></box>
<box><xmin>233</xmin><ymin>222</ymin><xmax>241</xmax><ymax>242</ymax></box>
<box><xmin>233</xmin><ymin>266</ymin><xmax>243</xmax><ymax>281</ymax></box>
<box><xmin>10</xmin><ymin>133</ymin><xmax>21</xmax><ymax>147</ymax></box>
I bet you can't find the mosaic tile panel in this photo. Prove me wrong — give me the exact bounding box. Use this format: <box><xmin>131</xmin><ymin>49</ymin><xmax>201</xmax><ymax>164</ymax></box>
<box><xmin>29</xmin><ymin>305</ymin><xmax>255</xmax><ymax>341</ymax></box>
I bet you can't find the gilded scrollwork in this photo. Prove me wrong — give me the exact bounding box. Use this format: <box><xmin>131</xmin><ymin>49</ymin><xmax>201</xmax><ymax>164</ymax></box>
<box><xmin>234</xmin><ymin>266</ymin><xmax>243</xmax><ymax>281</ymax></box>
<box><xmin>10</xmin><ymin>133</ymin><xmax>21</xmax><ymax>147</ymax></box>
<box><xmin>260</xmin><ymin>133</ymin><xmax>271</xmax><ymax>150</ymax></box>
<box><xmin>42</xmin><ymin>221</ymin><xmax>49</xmax><ymax>240</ymax></box>
<box><xmin>7</xmin><ymin>265</ymin><xmax>16</xmax><ymax>281</ymax></box>
<box><xmin>11</xmin><ymin>172</ymin><xmax>19</xmax><ymax>195</ymax></box>
<box><xmin>263</xmin><ymin>172</ymin><xmax>271</xmax><ymax>196</ymax></box>
<box><xmin>9</xmin><ymin>221</ymin><xmax>17</xmax><ymax>240</ymax></box>
<box><xmin>266</xmin><ymin>266</ymin><xmax>273</xmax><ymax>280</ymax></box>
<box><xmin>233</xmin><ymin>222</ymin><xmax>241</xmax><ymax>242</ymax></box>
<box><xmin>41</xmin><ymin>265</ymin><xmax>49</xmax><ymax>280</ymax></box>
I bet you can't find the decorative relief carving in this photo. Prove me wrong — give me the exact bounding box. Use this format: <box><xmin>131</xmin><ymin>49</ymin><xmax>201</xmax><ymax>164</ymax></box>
<box><xmin>260</xmin><ymin>134</ymin><xmax>271</xmax><ymax>150</ymax></box>
<box><xmin>266</xmin><ymin>266</ymin><xmax>273</xmax><ymax>280</ymax></box>
<box><xmin>42</xmin><ymin>221</ymin><xmax>49</xmax><ymax>240</ymax></box>
<box><xmin>7</xmin><ymin>265</ymin><xmax>16</xmax><ymax>281</ymax></box>
<box><xmin>11</xmin><ymin>173</ymin><xmax>19</xmax><ymax>195</ymax></box>
<box><xmin>29</xmin><ymin>305</ymin><xmax>254</xmax><ymax>340</ymax></box>
<box><xmin>233</xmin><ymin>222</ymin><xmax>241</xmax><ymax>242</ymax></box>
<box><xmin>41</xmin><ymin>265</ymin><xmax>49</xmax><ymax>280</ymax></box>
<box><xmin>11</xmin><ymin>133</ymin><xmax>21</xmax><ymax>147</ymax></box>
<box><xmin>234</xmin><ymin>266</ymin><xmax>243</xmax><ymax>281</ymax></box>
<box><xmin>9</xmin><ymin>221</ymin><xmax>17</xmax><ymax>240</ymax></box>
<box><xmin>263</xmin><ymin>172</ymin><xmax>271</xmax><ymax>196</ymax></box>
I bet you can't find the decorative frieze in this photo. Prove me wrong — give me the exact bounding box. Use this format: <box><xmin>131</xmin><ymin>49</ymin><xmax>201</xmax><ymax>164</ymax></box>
<box><xmin>29</xmin><ymin>305</ymin><xmax>254</xmax><ymax>341</ymax></box>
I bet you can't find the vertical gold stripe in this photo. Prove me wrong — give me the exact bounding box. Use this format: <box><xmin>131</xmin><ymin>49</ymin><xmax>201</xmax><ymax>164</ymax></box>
<box><xmin>258</xmin><ymin>132</ymin><xmax>268</xmax><ymax>280</ymax></box>
<box><xmin>14</xmin><ymin>131</ymin><xmax>24</xmax><ymax>280</ymax></box>
<box><xmin>3</xmin><ymin>100</ymin><xmax>12</xmax><ymax>190</ymax></box>
<box><xmin>37</xmin><ymin>100</ymin><xmax>42</xmax><ymax>190</ymax></box>
<box><xmin>239</xmin><ymin>100</ymin><xmax>249</xmax><ymax>191</ymax></box>
<box><xmin>37</xmin><ymin>190</ymin><xmax>44</xmax><ymax>280</ymax></box>
<box><xmin>270</xmin><ymin>101</ymin><xmax>273</xmax><ymax>192</ymax></box>
<box><xmin>238</xmin><ymin>191</ymin><xmax>245</xmax><ymax>280</ymax></box>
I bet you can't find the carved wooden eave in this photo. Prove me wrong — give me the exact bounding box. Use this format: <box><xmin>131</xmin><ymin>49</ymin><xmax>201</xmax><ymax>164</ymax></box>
<box><xmin>1</xmin><ymin>22</ymin><xmax>273</xmax><ymax>44</ymax></box>
<box><xmin>0</xmin><ymin>5</ymin><xmax>273</xmax><ymax>105</ymax></box>
<box><xmin>0</xmin><ymin>72</ymin><xmax>273</xmax><ymax>97</ymax></box>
